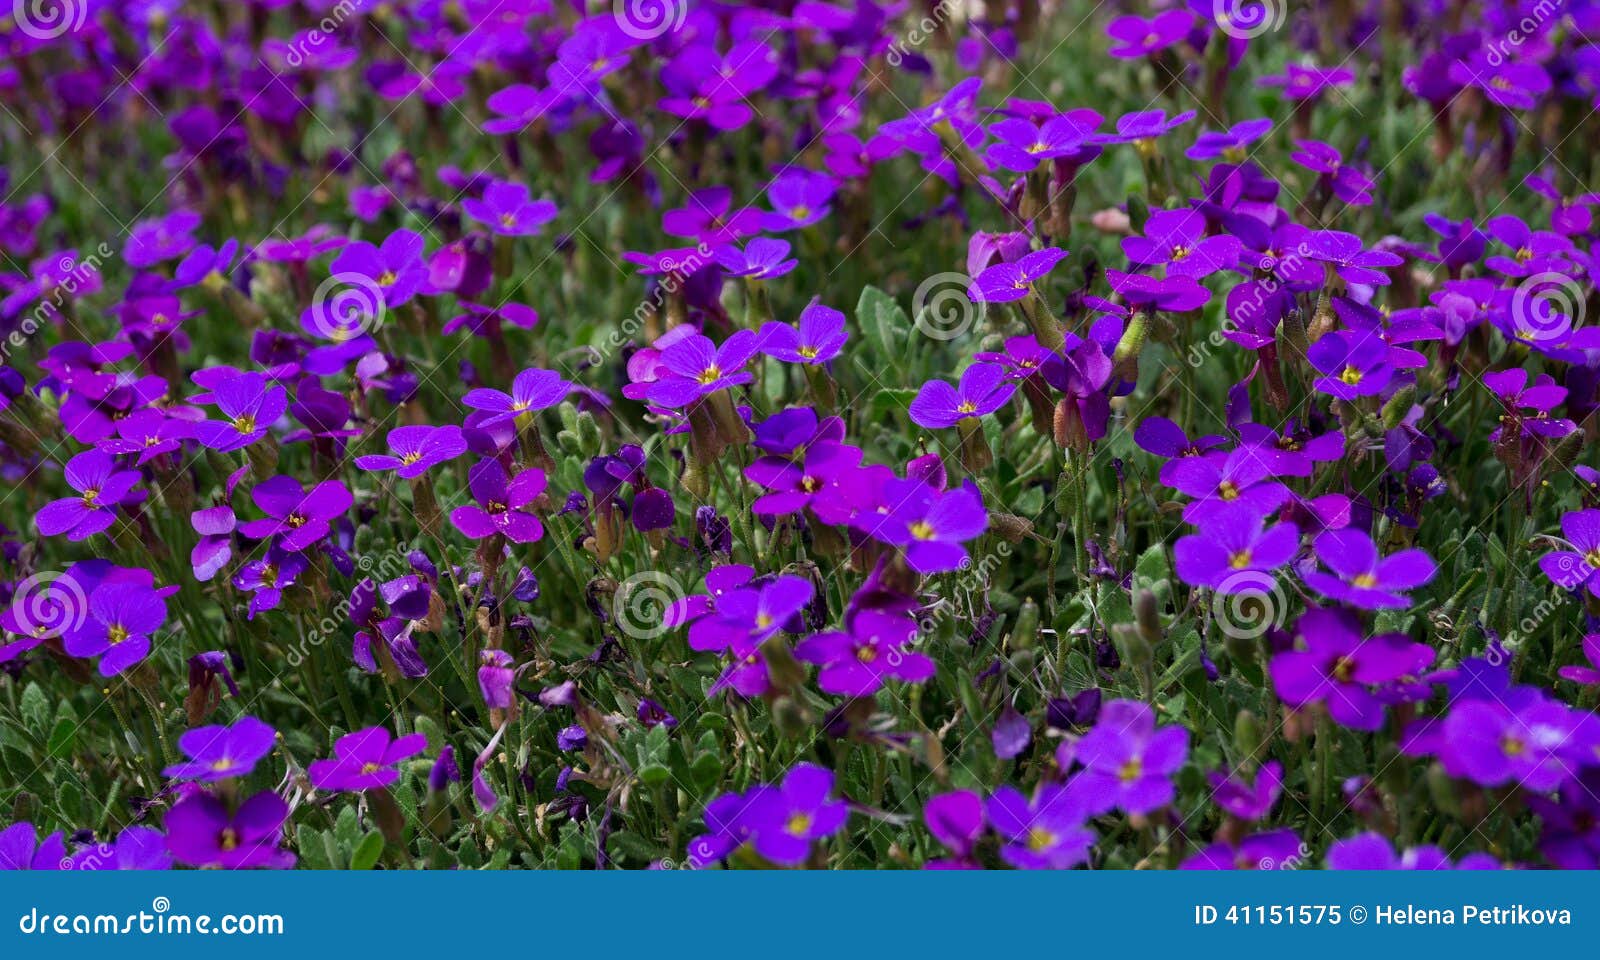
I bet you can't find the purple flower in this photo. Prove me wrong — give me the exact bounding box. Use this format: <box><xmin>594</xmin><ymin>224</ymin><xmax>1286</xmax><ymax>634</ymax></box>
<box><xmin>968</xmin><ymin>247</ymin><xmax>1067</xmax><ymax>303</ymax></box>
<box><xmin>308</xmin><ymin>726</ymin><xmax>428</xmax><ymax>792</ymax></box>
<box><xmin>192</xmin><ymin>372</ymin><xmax>288</xmax><ymax>452</ymax></box>
<box><xmin>1325</xmin><ymin>832</ymin><xmax>1496</xmax><ymax>870</ymax></box>
<box><xmin>1290</xmin><ymin>141</ymin><xmax>1374</xmax><ymax>206</ymax></box>
<box><xmin>795</xmin><ymin>610</ymin><xmax>935</xmax><ymax>696</ymax></box>
<box><xmin>62</xmin><ymin>580</ymin><xmax>166</xmax><ymax>677</ymax></box>
<box><xmin>865</xmin><ymin>478</ymin><xmax>988</xmax><ymax>574</ymax></box>
<box><xmin>35</xmin><ymin>450</ymin><xmax>140</xmax><ymax>541</ymax></box>
<box><xmin>741</xmin><ymin>763</ymin><xmax>849</xmax><ymax>866</ymax></box>
<box><xmin>355</xmin><ymin>424</ymin><xmax>467</xmax><ymax>479</ymax></box>
<box><xmin>233</xmin><ymin>548</ymin><xmax>310</xmax><ymax>619</ymax></box>
<box><xmin>1557</xmin><ymin>634</ymin><xmax>1600</xmax><ymax>687</ymax></box>
<box><xmin>1073</xmin><ymin>699</ymin><xmax>1189</xmax><ymax>815</ymax></box>
<box><xmin>1122</xmin><ymin>208</ymin><xmax>1241</xmax><ymax>279</ymax></box>
<box><xmin>1269</xmin><ymin>607</ymin><xmax>1435</xmax><ymax>731</ymax></box>
<box><xmin>1303</xmin><ymin>529</ymin><xmax>1436</xmax><ymax>608</ymax></box>
<box><xmin>236</xmin><ymin>476</ymin><xmax>352</xmax><ymax>553</ymax></box>
<box><xmin>479</xmin><ymin>650</ymin><xmax>515</xmax><ymax>709</ymax></box>
<box><xmin>687</xmin><ymin>575</ymin><xmax>813</xmax><ymax>654</ymax></box>
<box><xmin>644</xmin><ymin>330</ymin><xmax>760</xmax><ymax>408</ymax></box>
<box><xmin>1186</xmin><ymin>118</ymin><xmax>1274</xmax><ymax>161</ymax></box>
<box><xmin>190</xmin><ymin>506</ymin><xmax>236</xmax><ymax>582</ymax></box>
<box><xmin>758</xmin><ymin>302</ymin><xmax>848</xmax><ymax>364</ymax></box>
<box><xmin>909</xmin><ymin>362</ymin><xmax>1016</xmax><ymax>428</ymax></box>
<box><xmin>924</xmin><ymin>790</ymin><xmax>984</xmax><ymax>869</ymax></box>
<box><xmin>450</xmin><ymin>460</ymin><xmax>547</xmax><ymax>544</ymax></box>
<box><xmin>461</xmin><ymin>181</ymin><xmax>558</xmax><ymax>236</ymax></box>
<box><xmin>986</xmin><ymin>785</ymin><xmax>1095</xmax><ymax>870</ymax></box>
<box><xmin>556</xmin><ymin>724</ymin><xmax>587</xmax><ymax>751</ymax></box>
<box><xmin>983</xmin><ymin>115</ymin><xmax>1094</xmax><ymax>172</ymax></box>
<box><xmin>98</xmin><ymin>409</ymin><xmax>192</xmax><ymax>465</ymax></box>
<box><xmin>1104</xmin><ymin>108</ymin><xmax>1196</xmax><ymax>145</ymax></box>
<box><xmin>329</xmin><ymin>229</ymin><xmax>428</xmax><ymax>307</ymax></box>
<box><xmin>761</xmin><ymin>170</ymin><xmax>837</xmax><ymax>231</ymax></box>
<box><xmin>745</xmin><ymin>442</ymin><xmax>862</xmax><ymax>517</ymax></box>
<box><xmin>163</xmin><ymin>716</ymin><xmax>276</xmax><ymax>782</ymax></box>
<box><xmin>165</xmin><ymin>791</ymin><xmax>295</xmax><ymax>869</ymax></box>
<box><xmin>462</xmin><ymin>367</ymin><xmax>572</xmax><ymax>425</ymax></box>
<box><xmin>1106</xmin><ymin>10</ymin><xmax>1193</xmax><ymax>59</ymax></box>
<box><xmin>1160</xmin><ymin>447</ymin><xmax>1292</xmax><ymax>523</ymax></box>
<box><xmin>1208</xmin><ymin>761</ymin><xmax>1284</xmax><ymax>821</ymax></box>
<box><xmin>1181</xmin><ymin>830</ymin><xmax>1303</xmax><ymax>870</ymax></box>
<box><xmin>1538</xmin><ymin>509</ymin><xmax>1600</xmax><ymax>596</ymax></box>
<box><xmin>1439</xmin><ymin>697</ymin><xmax>1586</xmax><ymax>791</ymax></box>
<box><xmin>1258</xmin><ymin>63</ymin><xmax>1356</xmax><ymax>101</ymax></box>
<box><xmin>1307</xmin><ymin>331</ymin><xmax>1395</xmax><ymax>400</ymax></box>
<box><xmin>124</xmin><ymin>210</ymin><xmax>200</xmax><ymax>268</ymax></box>
<box><xmin>1175</xmin><ymin>510</ymin><xmax>1300</xmax><ymax>591</ymax></box>
<box><xmin>0</xmin><ymin>822</ymin><xmax>66</xmax><ymax>870</ymax></box>
<box><xmin>717</xmin><ymin>237</ymin><xmax>798</xmax><ymax>279</ymax></box>
<box><xmin>65</xmin><ymin>826</ymin><xmax>171</xmax><ymax>871</ymax></box>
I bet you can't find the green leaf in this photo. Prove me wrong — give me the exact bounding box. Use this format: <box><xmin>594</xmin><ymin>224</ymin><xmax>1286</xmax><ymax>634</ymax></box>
<box><xmin>20</xmin><ymin>683</ymin><xmax>50</xmax><ymax>734</ymax></box>
<box><xmin>350</xmin><ymin>831</ymin><xmax>385</xmax><ymax>870</ymax></box>
<box><xmin>45</xmin><ymin>718</ymin><xmax>76</xmax><ymax>760</ymax></box>
<box><xmin>855</xmin><ymin>285</ymin><xmax>909</xmax><ymax>357</ymax></box>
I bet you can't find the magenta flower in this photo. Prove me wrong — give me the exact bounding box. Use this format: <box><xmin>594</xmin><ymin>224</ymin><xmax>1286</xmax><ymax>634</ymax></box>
<box><xmin>355</xmin><ymin>425</ymin><xmax>467</xmax><ymax>479</ymax></box>
<box><xmin>1557</xmin><ymin>634</ymin><xmax>1600</xmax><ymax>686</ymax></box>
<box><xmin>909</xmin><ymin>362</ymin><xmax>1016</xmax><ymax>428</ymax></box>
<box><xmin>308</xmin><ymin>726</ymin><xmax>428</xmax><ymax>792</ymax></box>
<box><xmin>1073</xmin><ymin>699</ymin><xmax>1189</xmax><ymax>815</ymax></box>
<box><xmin>686</xmin><ymin>575</ymin><xmax>813</xmax><ymax>654</ymax></box>
<box><xmin>1106</xmin><ymin>10</ymin><xmax>1193</xmax><ymax>59</ymax></box>
<box><xmin>35</xmin><ymin>449</ymin><xmax>140</xmax><ymax>541</ymax></box>
<box><xmin>1269</xmin><ymin>607</ymin><xmax>1435</xmax><ymax>731</ymax></box>
<box><xmin>450</xmin><ymin>459</ymin><xmax>547</xmax><ymax>544</ymax></box>
<box><xmin>1303</xmin><ymin>529</ymin><xmax>1436</xmax><ymax>609</ymax></box>
<box><xmin>1438</xmin><ymin>698</ymin><xmax>1584</xmax><ymax>791</ymax></box>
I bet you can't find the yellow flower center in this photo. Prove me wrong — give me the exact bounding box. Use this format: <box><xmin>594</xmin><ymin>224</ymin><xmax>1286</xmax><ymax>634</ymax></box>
<box><xmin>1330</xmin><ymin>656</ymin><xmax>1356</xmax><ymax>683</ymax></box>
<box><xmin>1217</xmin><ymin>481</ymin><xmax>1240</xmax><ymax>501</ymax></box>
<box><xmin>956</xmin><ymin>401</ymin><xmax>977</xmax><ymax>414</ymax></box>
<box><xmin>219</xmin><ymin>828</ymin><xmax>240</xmax><ymax>851</ymax></box>
<box><xmin>81</xmin><ymin>488</ymin><xmax>100</xmax><ymax>507</ymax></box>
<box><xmin>1026</xmin><ymin>826</ymin><xmax>1057</xmax><ymax>852</ymax></box>
<box><xmin>1351</xmin><ymin>573</ymin><xmax>1378</xmax><ymax>589</ymax></box>
<box><xmin>786</xmin><ymin>812</ymin><xmax>813</xmax><ymax>836</ymax></box>
<box><xmin>1118</xmin><ymin>757</ymin><xmax>1143</xmax><ymax>783</ymax></box>
<box><xmin>360</xmin><ymin>762</ymin><xmax>382</xmax><ymax>775</ymax></box>
<box><xmin>697</xmin><ymin>365</ymin><xmax>723</xmax><ymax>385</ymax></box>
<box><xmin>401</xmin><ymin>452</ymin><xmax>422</xmax><ymax>465</ymax></box>
<box><xmin>107</xmin><ymin>625</ymin><xmax>129</xmax><ymax>645</ymax></box>
<box><xmin>909</xmin><ymin>520</ymin><xmax>936</xmax><ymax>540</ymax></box>
<box><xmin>799</xmin><ymin>345</ymin><xmax>819</xmax><ymax>359</ymax></box>
<box><xmin>377</xmin><ymin>270</ymin><xmax>398</xmax><ymax>287</ymax></box>
<box><xmin>233</xmin><ymin>414</ymin><xmax>257</xmax><ymax>435</ymax></box>
<box><xmin>1228</xmin><ymin>550</ymin><xmax>1252</xmax><ymax>570</ymax></box>
<box><xmin>1339</xmin><ymin>366</ymin><xmax>1364</xmax><ymax>386</ymax></box>
<box><xmin>856</xmin><ymin>645</ymin><xmax>878</xmax><ymax>664</ymax></box>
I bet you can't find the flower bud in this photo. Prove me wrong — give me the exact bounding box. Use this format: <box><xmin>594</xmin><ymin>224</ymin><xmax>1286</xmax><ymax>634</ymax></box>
<box><xmin>1234</xmin><ymin>709</ymin><xmax>1262</xmax><ymax>765</ymax></box>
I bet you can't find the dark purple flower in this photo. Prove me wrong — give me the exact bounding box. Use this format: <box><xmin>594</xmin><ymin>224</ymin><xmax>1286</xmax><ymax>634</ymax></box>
<box><xmin>192</xmin><ymin>372</ymin><xmax>288</xmax><ymax>452</ymax></box>
<box><xmin>236</xmin><ymin>476</ymin><xmax>352</xmax><ymax>553</ymax></box>
<box><xmin>1270</xmin><ymin>607</ymin><xmax>1434</xmax><ymax>731</ymax></box>
<box><xmin>165</xmin><ymin>791</ymin><xmax>295</xmax><ymax>869</ymax></box>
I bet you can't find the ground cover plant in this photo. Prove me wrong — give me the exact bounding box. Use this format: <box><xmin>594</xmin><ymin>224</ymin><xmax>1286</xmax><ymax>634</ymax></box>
<box><xmin>2</xmin><ymin>0</ymin><xmax>1600</xmax><ymax>872</ymax></box>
